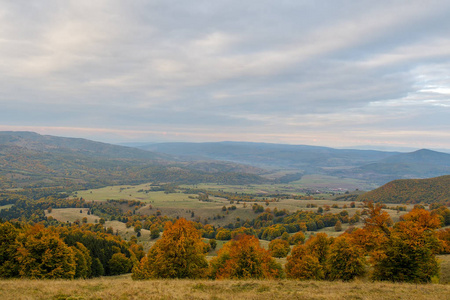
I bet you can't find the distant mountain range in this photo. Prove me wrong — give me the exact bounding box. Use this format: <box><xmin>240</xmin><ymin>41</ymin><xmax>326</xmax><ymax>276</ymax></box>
<box><xmin>0</xmin><ymin>131</ymin><xmax>167</xmax><ymax>160</ymax></box>
<box><xmin>139</xmin><ymin>141</ymin><xmax>398</xmax><ymax>169</ymax></box>
<box><xmin>138</xmin><ymin>142</ymin><xmax>450</xmax><ymax>185</ymax></box>
<box><xmin>0</xmin><ymin>132</ymin><xmax>266</xmax><ymax>189</ymax></box>
<box><xmin>1</xmin><ymin>132</ymin><xmax>449</xmax><ymax>190</ymax></box>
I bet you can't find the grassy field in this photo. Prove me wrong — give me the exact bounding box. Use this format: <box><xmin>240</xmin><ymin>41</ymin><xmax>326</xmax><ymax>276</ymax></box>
<box><xmin>46</xmin><ymin>208</ymin><xmax>158</xmax><ymax>248</ymax></box>
<box><xmin>186</xmin><ymin>178</ymin><xmax>370</xmax><ymax>195</ymax></box>
<box><xmin>71</xmin><ymin>182</ymin><xmax>415</xmax><ymax>234</ymax></box>
<box><xmin>438</xmin><ymin>254</ymin><xmax>450</xmax><ymax>284</ymax></box>
<box><xmin>0</xmin><ymin>204</ymin><xmax>13</xmax><ymax>210</ymax></box>
<box><xmin>291</xmin><ymin>174</ymin><xmax>378</xmax><ymax>191</ymax></box>
<box><xmin>0</xmin><ymin>277</ymin><xmax>449</xmax><ymax>300</ymax></box>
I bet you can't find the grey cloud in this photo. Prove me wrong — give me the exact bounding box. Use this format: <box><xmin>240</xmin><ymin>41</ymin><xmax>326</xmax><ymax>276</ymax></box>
<box><xmin>0</xmin><ymin>0</ymin><xmax>450</xmax><ymax>148</ymax></box>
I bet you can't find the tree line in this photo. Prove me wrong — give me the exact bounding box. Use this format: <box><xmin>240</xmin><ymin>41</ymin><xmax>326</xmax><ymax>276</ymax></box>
<box><xmin>132</xmin><ymin>205</ymin><xmax>449</xmax><ymax>283</ymax></box>
<box><xmin>0</xmin><ymin>222</ymin><xmax>142</xmax><ymax>279</ymax></box>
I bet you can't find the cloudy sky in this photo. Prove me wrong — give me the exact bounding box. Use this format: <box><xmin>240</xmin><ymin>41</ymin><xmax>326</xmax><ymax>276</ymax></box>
<box><xmin>1</xmin><ymin>1</ymin><xmax>450</xmax><ymax>150</ymax></box>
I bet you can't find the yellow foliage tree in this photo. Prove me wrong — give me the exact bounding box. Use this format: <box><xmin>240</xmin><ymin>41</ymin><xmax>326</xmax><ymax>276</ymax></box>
<box><xmin>326</xmin><ymin>235</ymin><xmax>366</xmax><ymax>281</ymax></box>
<box><xmin>268</xmin><ymin>239</ymin><xmax>290</xmax><ymax>258</ymax></box>
<box><xmin>0</xmin><ymin>221</ymin><xmax>20</xmax><ymax>278</ymax></box>
<box><xmin>16</xmin><ymin>225</ymin><xmax>76</xmax><ymax>279</ymax></box>
<box><xmin>210</xmin><ymin>234</ymin><xmax>283</xmax><ymax>279</ymax></box>
<box><xmin>132</xmin><ymin>218</ymin><xmax>208</xmax><ymax>279</ymax></box>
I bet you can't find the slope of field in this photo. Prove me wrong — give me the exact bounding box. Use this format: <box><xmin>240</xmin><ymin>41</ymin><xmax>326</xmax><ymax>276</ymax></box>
<box><xmin>357</xmin><ymin>175</ymin><xmax>450</xmax><ymax>204</ymax></box>
<box><xmin>1</xmin><ymin>277</ymin><xmax>449</xmax><ymax>300</ymax></box>
<box><xmin>76</xmin><ymin>183</ymin><xmax>361</xmax><ymax>218</ymax></box>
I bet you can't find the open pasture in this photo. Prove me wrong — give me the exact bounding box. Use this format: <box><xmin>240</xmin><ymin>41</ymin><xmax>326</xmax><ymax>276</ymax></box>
<box><xmin>73</xmin><ymin>183</ymin><xmax>413</xmax><ymax>229</ymax></box>
<box><xmin>0</xmin><ymin>277</ymin><xmax>449</xmax><ymax>300</ymax></box>
<box><xmin>76</xmin><ymin>183</ymin><xmax>199</xmax><ymax>205</ymax></box>
<box><xmin>291</xmin><ymin>174</ymin><xmax>378</xmax><ymax>191</ymax></box>
<box><xmin>46</xmin><ymin>208</ymin><xmax>156</xmax><ymax>246</ymax></box>
<box><xmin>0</xmin><ymin>204</ymin><xmax>13</xmax><ymax>210</ymax></box>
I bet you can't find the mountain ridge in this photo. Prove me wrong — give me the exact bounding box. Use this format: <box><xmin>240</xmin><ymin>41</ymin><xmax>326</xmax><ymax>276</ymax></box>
<box><xmin>0</xmin><ymin>131</ymin><xmax>268</xmax><ymax>189</ymax></box>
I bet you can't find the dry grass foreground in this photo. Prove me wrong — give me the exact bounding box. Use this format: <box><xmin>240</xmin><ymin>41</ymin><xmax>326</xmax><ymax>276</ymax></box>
<box><xmin>1</xmin><ymin>277</ymin><xmax>449</xmax><ymax>300</ymax></box>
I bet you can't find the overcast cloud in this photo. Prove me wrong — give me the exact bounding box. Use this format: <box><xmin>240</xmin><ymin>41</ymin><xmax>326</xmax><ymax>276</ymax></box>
<box><xmin>1</xmin><ymin>0</ymin><xmax>450</xmax><ymax>150</ymax></box>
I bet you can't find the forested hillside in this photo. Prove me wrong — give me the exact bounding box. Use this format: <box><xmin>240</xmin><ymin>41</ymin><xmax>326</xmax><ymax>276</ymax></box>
<box><xmin>0</xmin><ymin>132</ymin><xmax>267</xmax><ymax>189</ymax></box>
<box><xmin>140</xmin><ymin>141</ymin><xmax>397</xmax><ymax>170</ymax></box>
<box><xmin>357</xmin><ymin>175</ymin><xmax>450</xmax><ymax>204</ymax></box>
<box><xmin>140</xmin><ymin>141</ymin><xmax>450</xmax><ymax>186</ymax></box>
<box><xmin>341</xmin><ymin>149</ymin><xmax>450</xmax><ymax>184</ymax></box>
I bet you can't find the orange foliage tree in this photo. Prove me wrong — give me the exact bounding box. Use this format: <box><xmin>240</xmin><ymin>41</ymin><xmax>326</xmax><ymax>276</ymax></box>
<box><xmin>358</xmin><ymin>204</ymin><xmax>442</xmax><ymax>283</ymax></box>
<box><xmin>132</xmin><ymin>218</ymin><xmax>208</xmax><ymax>279</ymax></box>
<box><xmin>285</xmin><ymin>244</ymin><xmax>324</xmax><ymax>280</ymax></box>
<box><xmin>437</xmin><ymin>228</ymin><xmax>450</xmax><ymax>254</ymax></box>
<box><xmin>209</xmin><ymin>234</ymin><xmax>283</xmax><ymax>279</ymax></box>
<box><xmin>304</xmin><ymin>233</ymin><xmax>333</xmax><ymax>265</ymax></box>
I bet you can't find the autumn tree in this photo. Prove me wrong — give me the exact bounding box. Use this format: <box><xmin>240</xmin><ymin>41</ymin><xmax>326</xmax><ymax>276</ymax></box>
<box><xmin>269</xmin><ymin>239</ymin><xmax>290</xmax><ymax>258</ymax></box>
<box><xmin>289</xmin><ymin>231</ymin><xmax>305</xmax><ymax>245</ymax></box>
<box><xmin>0</xmin><ymin>221</ymin><xmax>20</xmax><ymax>278</ymax></box>
<box><xmin>437</xmin><ymin>228</ymin><xmax>450</xmax><ymax>254</ymax></box>
<box><xmin>285</xmin><ymin>244</ymin><xmax>324</xmax><ymax>280</ymax></box>
<box><xmin>360</xmin><ymin>204</ymin><xmax>442</xmax><ymax>283</ymax></box>
<box><xmin>150</xmin><ymin>224</ymin><xmax>160</xmax><ymax>239</ymax></box>
<box><xmin>109</xmin><ymin>252</ymin><xmax>132</xmax><ymax>275</ymax></box>
<box><xmin>15</xmin><ymin>225</ymin><xmax>76</xmax><ymax>279</ymax></box>
<box><xmin>132</xmin><ymin>218</ymin><xmax>208</xmax><ymax>279</ymax></box>
<box><xmin>216</xmin><ymin>228</ymin><xmax>231</xmax><ymax>240</ymax></box>
<box><xmin>281</xmin><ymin>232</ymin><xmax>290</xmax><ymax>241</ymax></box>
<box><xmin>129</xmin><ymin>242</ymin><xmax>145</xmax><ymax>262</ymax></box>
<box><xmin>334</xmin><ymin>220</ymin><xmax>342</xmax><ymax>232</ymax></box>
<box><xmin>134</xmin><ymin>220</ymin><xmax>142</xmax><ymax>235</ymax></box>
<box><xmin>91</xmin><ymin>257</ymin><xmax>104</xmax><ymax>277</ymax></box>
<box><xmin>72</xmin><ymin>242</ymin><xmax>92</xmax><ymax>278</ymax></box>
<box><xmin>209</xmin><ymin>239</ymin><xmax>217</xmax><ymax>250</ymax></box>
<box><xmin>305</xmin><ymin>233</ymin><xmax>333</xmax><ymax>266</ymax></box>
<box><xmin>210</xmin><ymin>234</ymin><xmax>283</xmax><ymax>279</ymax></box>
<box><xmin>326</xmin><ymin>235</ymin><xmax>366</xmax><ymax>281</ymax></box>
<box><xmin>363</xmin><ymin>202</ymin><xmax>393</xmax><ymax>237</ymax></box>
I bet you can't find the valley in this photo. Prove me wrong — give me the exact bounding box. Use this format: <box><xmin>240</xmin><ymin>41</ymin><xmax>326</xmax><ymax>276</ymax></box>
<box><xmin>1</xmin><ymin>131</ymin><xmax>450</xmax><ymax>293</ymax></box>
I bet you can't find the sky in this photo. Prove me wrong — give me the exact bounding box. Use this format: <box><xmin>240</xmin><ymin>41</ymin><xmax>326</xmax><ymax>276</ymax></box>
<box><xmin>1</xmin><ymin>1</ymin><xmax>450</xmax><ymax>150</ymax></box>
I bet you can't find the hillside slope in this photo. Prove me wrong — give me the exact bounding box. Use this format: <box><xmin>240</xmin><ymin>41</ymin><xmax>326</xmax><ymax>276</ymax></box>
<box><xmin>341</xmin><ymin>149</ymin><xmax>450</xmax><ymax>184</ymax></box>
<box><xmin>357</xmin><ymin>175</ymin><xmax>450</xmax><ymax>204</ymax></box>
<box><xmin>141</xmin><ymin>142</ymin><xmax>450</xmax><ymax>186</ymax></box>
<box><xmin>0</xmin><ymin>131</ymin><xmax>168</xmax><ymax>160</ymax></box>
<box><xmin>0</xmin><ymin>132</ymin><xmax>267</xmax><ymax>189</ymax></box>
<box><xmin>140</xmin><ymin>141</ymin><xmax>397</xmax><ymax>170</ymax></box>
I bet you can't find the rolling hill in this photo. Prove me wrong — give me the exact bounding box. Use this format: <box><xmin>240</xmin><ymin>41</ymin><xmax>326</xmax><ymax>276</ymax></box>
<box><xmin>139</xmin><ymin>141</ymin><xmax>398</xmax><ymax>170</ymax></box>
<box><xmin>0</xmin><ymin>132</ymin><xmax>267</xmax><ymax>189</ymax></box>
<box><xmin>0</xmin><ymin>131</ymin><xmax>168</xmax><ymax>160</ymax></box>
<box><xmin>339</xmin><ymin>149</ymin><xmax>450</xmax><ymax>184</ymax></box>
<box><xmin>357</xmin><ymin>175</ymin><xmax>450</xmax><ymax>204</ymax></box>
<box><xmin>2</xmin><ymin>132</ymin><xmax>449</xmax><ymax>190</ymax></box>
<box><xmin>139</xmin><ymin>142</ymin><xmax>450</xmax><ymax>186</ymax></box>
